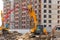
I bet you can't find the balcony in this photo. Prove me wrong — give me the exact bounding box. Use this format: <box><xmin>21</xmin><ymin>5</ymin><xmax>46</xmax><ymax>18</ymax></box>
<box><xmin>15</xmin><ymin>24</ymin><xmax>19</xmax><ymax>26</ymax></box>
<box><xmin>22</xmin><ymin>2</ymin><xmax>26</xmax><ymax>5</ymax></box>
<box><xmin>15</xmin><ymin>4</ymin><xmax>19</xmax><ymax>7</ymax></box>
<box><xmin>22</xmin><ymin>15</ymin><xmax>26</xmax><ymax>17</ymax></box>
<box><xmin>15</xmin><ymin>8</ymin><xmax>19</xmax><ymax>11</ymax></box>
<box><xmin>6</xmin><ymin>3</ymin><xmax>10</xmax><ymax>6</ymax></box>
<box><xmin>22</xmin><ymin>20</ymin><xmax>26</xmax><ymax>21</ymax></box>
<box><xmin>15</xmin><ymin>18</ymin><xmax>19</xmax><ymax>20</ymax></box>
<box><xmin>22</xmin><ymin>11</ymin><xmax>26</xmax><ymax>13</ymax></box>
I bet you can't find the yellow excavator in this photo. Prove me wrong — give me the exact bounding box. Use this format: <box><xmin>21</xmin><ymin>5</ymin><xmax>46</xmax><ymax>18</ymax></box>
<box><xmin>27</xmin><ymin>5</ymin><xmax>48</xmax><ymax>36</ymax></box>
<box><xmin>0</xmin><ymin>11</ymin><xmax>9</xmax><ymax>35</ymax></box>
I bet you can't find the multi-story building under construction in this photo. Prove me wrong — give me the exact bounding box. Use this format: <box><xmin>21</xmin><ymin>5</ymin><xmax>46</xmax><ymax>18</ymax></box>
<box><xmin>3</xmin><ymin>0</ymin><xmax>41</xmax><ymax>29</ymax></box>
<box><xmin>3</xmin><ymin>0</ymin><xmax>60</xmax><ymax>29</ymax></box>
<box><xmin>41</xmin><ymin>0</ymin><xmax>60</xmax><ymax>29</ymax></box>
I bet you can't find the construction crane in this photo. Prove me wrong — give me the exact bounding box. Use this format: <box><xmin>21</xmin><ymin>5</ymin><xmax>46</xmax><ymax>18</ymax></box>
<box><xmin>27</xmin><ymin>5</ymin><xmax>48</xmax><ymax>36</ymax></box>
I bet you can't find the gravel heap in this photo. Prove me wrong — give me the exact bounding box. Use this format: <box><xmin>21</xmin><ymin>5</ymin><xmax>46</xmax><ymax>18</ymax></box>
<box><xmin>0</xmin><ymin>31</ymin><xmax>22</xmax><ymax>40</ymax></box>
<box><xmin>16</xmin><ymin>32</ymin><xmax>40</xmax><ymax>40</ymax></box>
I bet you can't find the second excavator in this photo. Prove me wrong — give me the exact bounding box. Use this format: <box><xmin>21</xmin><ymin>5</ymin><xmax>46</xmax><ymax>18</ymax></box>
<box><xmin>0</xmin><ymin>11</ymin><xmax>9</xmax><ymax>35</ymax></box>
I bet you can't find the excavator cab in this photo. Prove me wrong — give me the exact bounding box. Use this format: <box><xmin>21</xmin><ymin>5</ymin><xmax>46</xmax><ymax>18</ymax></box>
<box><xmin>35</xmin><ymin>25</ymin><xmax>43</xmax><ymax>35</ymax></box>
<box><xmin>2</xmin><ymin>23</ymin><xmax>9</xmax><ymax>35</ymax></box>
<box><xmin>33</xmin><ymin>25</ymin><xmax>47</xmax><ymax>35</ymax></box>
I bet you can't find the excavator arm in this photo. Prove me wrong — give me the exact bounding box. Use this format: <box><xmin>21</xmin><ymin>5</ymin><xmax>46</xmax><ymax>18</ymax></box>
<box><xmin>28</xmin><ymin>5</ymin><xmax>38</xmax><ymax>33</ymax></box>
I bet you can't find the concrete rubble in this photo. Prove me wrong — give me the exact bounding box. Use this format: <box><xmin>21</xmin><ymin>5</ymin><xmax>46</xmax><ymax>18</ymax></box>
<box><xmin>0</xmin><ymin>31</ymin><xmax>22</xmax><ymax>40</ymax></box>
<box><xmin>0</xmin><ymin>31</ymin><xmax>54</xmax><ymax>40</ymax></box>
<box><xmin>16</xmin><ymin>32</ymin><xmax>41</xmax><ymax>40</ymax></box>
<box><xmin>16</xmin><ymin>32</ymin><xmax>54</xmax><ymax>40</ymax></box>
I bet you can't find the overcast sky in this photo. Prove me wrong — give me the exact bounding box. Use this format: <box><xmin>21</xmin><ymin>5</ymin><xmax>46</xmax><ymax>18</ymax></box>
<box><xmin>0</xmin><ymin>0</ymin><xmax>3</xmax><ymax>26</ymax></box>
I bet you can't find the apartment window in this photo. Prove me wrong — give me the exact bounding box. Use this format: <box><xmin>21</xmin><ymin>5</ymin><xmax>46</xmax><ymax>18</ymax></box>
<box><xmin>22</xmin><ymin>17</ymin><xmax>25</xmax><ymax>20</ymax></box>
<box><xmin>44</xmin><ymin>25</ymin><xmax>46</xmax><ymax>27</ymax></box>
<box><xmin>39</xmin><ymin>10</ymin><xmax>41</xmax><ymax>13</ymax></box>
<box><xmin>35</xmin><ymin>1</ymin><xmax>37</xmax><ymax>3</ymax></box>
<box><xmin>58</xmin><ymin>15</ymin><xmax>60</xmax><ymax>18</ymax></box>
<box><xmin>15</xmin><ymin>18</ymin><xmax>19</xmax><ymax>20</ymax></box>
<box><xmin>15</xmin><ymin>10</ymin><xmax>19</xmax><ymax>12</ymax></box>
<box><xmin>58</xmin><ymin>10</ymin><xmax>59</xmax><ymax>13</ymax></box>
<box><xmin>44</xmin><ymin>5</ymin><xmax>46</xmax><ymax>8</ymax></box>
<box><xmin>44</xmin><ymin>10</ymin><xmax>47</xmax><ymax>13</ymax></box>
<box><xmin>15</xmin><ymin>22</ymin><xmax>18</xmax><ymax>24</ymax></box>
<box><xmin>49</xmin><ymin>15</ymin><xmax>51</xmax><ymax>18</ymax></box>
<box><xmin>15</xmin><ymin>14</ymin><xmax>18</xmax><ymax>16</ymax></box>
<box><xmin>35</xmin><ymin>6</ymin><xmax>37</xmax><ymax>8</ymax></box>
<box><xmin>38</xmin><ymin>20</ymin><xmax>41</xmax><ymax>22</ymax></box>
<box><xmin>35</xmin><ymin>10</ymin><xmax>37</xmax><ymax>13</ymax></box>
<box><xmin>22</xmin><ymin>21</ymin><xmax>25</xmax><ymax>24</ymax></box>
<box><xmin>49</xmin><ymin>10</ymin><xmax>52</xmax><ymax>13</ymax></box>
<box><xmin>57</xmin><ymin>1</ymin><xmax>60</xmax><ymax>4</ymax></box>
<box><xmin>15</xmin><ymin>26</ymin><xmax>19</xmax><ymax>29</ymax></box>
<box><xmin>58</xmin><ymin>16</ymin><xmax>59</xmax><ymax>18</ymax></box>
<box><xmin>22</xmin><ymin>13</ymin><xmax>25</xmax><ymax>15</ymax></box>
<box><xmin>49</xmin><ymin>5</ymin><xmax>51</xmax><ymax>8</ymax></box>
<box><xmin>49</xmin><ymin>0</ymin><xmax>51</xmax><ymax>3</ymax></box>
<box><xmin>44</xmin><ymin>15</ymin><xmax>47</xmax><ymax>18</ymax></box>
<box><xmin>49</xmin><ymin>25</ymin><xmax>51</xmax><ymax>27</ymax></box>
<box><xmin>39</xmin><ymin>15</ymin><xmax>41</xmax><ymax>18</ymax></box>
<box><xmin>58</xmin><ymin>1</ymin><xmax>59</xmax><ymax>4</ymax></box>
<box><xmin>44</xmin><ymin>20</ymin><xmax>47</xmax><ymax>23</ymax></box>
<box><xmin>57</xmin><ymin>6</ymin><xmax>60</xmax><ymax>9</ymax></box>
<box><xmin>58</xmin><ymin>6</ymin><xmax>59</xmax><ymax>8</ymax></box>
<box><xmin>57</xmin><ymin>20</ymin><xmax>60</xmax><ymax>23</ymax></box>
<box><xmin>57</xmin><ymin>10</ymin><xmax>60</xmax><ymax>14</ymax></box>
<box><xmin>39</xmin><ymin>5</ymin><xmax>41</xmax><ymax>8</ymax></box>
<box><xmin>22</xmin><ymin>26</ymin><xmax>25</xmax><ymax>28</ymax></box>
<box><xmin>22</xmin><ymin>0</ymin><xmax>26</xmax><ymax>2</ymax></box>
<box><xmin>44</xmin><ymin>0</ymin><xmax>47</xmax><ymax>3</ymax></box>
<box><xmin>49</xmin><ymin>20</ymin><xmax>52</xmax><ymax>23</ymax></box>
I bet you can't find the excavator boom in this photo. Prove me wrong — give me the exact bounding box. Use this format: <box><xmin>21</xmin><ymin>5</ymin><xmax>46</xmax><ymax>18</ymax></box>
<box><xmin>28</xmin><ymin>5</ymin><xmax>38</xmax><ymax>33</ymax></box>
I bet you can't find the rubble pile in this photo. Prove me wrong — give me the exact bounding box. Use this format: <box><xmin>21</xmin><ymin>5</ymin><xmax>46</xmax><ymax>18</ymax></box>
<box><xmin>0</xmin><ymin>31</ymin><xmax>53</xmax><ymax>40</ymax></box>
<box><xmin>16</xmin><ymin>32</ymin><xmax>40</xmax><ymax>40</ymax></box>
<box><xmin>0</xmin><ymin>31</ymin><xmax>22</xmax><ymax>40</ymax></box>
<box><xmin>0</xmin><ymin>35</ymin><xmax>6</xmax><ymax>40</ymax></box>
<box><xmin>16</xmin><ymin>32</ymin><xmax>31</xmax><ymax>40</ymax></box>
<box><xmin>5</xmin><ymin>31</ymin><xmax>22</xmax><ymax>40</ymax></box>
<box><xmin>16</xmin><ymin>32</ymin><xmax>53</xmax><ymax>40</ymax></box>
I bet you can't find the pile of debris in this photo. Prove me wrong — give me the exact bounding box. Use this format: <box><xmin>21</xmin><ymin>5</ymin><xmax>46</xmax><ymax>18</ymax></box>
<box><xmin>5</xmin><ymin>31</ymin><xmax>22</xmax><ymax>40</ymax></box>
<box><xmin>16</xmin><ymin>32</ymin><xmax>40</xmax><ymax>40</ymax></box>
<box><xmin>0</xmin><ymin>31</ymin><xmax>22</xmax><ymax>40</ymax></box>
<box><xmin>16</xmin><ymin>32</ymin><xmax>53</xmax><ymax>40</ymax></box>
<box><xmin>0</xmin><ymin>31</ymin><xmax>53</xmax><ymax>40</ymax></box>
